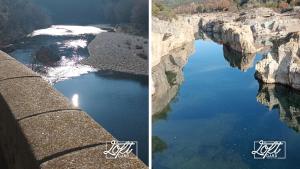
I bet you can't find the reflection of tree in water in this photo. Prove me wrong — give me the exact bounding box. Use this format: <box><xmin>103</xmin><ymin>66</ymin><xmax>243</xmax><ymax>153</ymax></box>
<box><xmin>152</xmin><ymin>136</ymin><xmax>167</xmax><ymax>154</ymax></box>
<box><xmin>223</xmin><ymin>45</ymin><xmax>256</xmax><ymax>72</ymax></box>
<box><xmin>257</xmin><ymin>83</ymin><xmax>300</xmax><ymax>132</ymax></box>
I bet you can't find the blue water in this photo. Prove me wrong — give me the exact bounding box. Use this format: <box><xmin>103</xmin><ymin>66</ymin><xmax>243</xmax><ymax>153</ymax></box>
<box><xmin>153</xmin><ymin>40</ymin><xmax>300</xmax><ymax>169</ymax></box>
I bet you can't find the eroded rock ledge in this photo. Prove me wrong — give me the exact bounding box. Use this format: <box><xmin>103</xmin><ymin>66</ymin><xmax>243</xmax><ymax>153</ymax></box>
<box><xmin>256</xmin><ymin>32</ymin><xmax>300</xmax><ymax>90</ymax></box>
<box><xmin>200</xmin><ymin>19</ymin><xmax>257</xmax><ymax>53</ymax></box>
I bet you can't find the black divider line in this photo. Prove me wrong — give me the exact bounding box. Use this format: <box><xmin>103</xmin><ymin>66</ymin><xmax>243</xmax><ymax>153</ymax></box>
<box><xmin>17</xmin><ymin>108</ymin><xmax>82</xmax><ymax>121</ymax></box>
<box><xmin>0</xmin><ymin>76</ymin><xmax>41</xmax><ymax>82</ymax></box>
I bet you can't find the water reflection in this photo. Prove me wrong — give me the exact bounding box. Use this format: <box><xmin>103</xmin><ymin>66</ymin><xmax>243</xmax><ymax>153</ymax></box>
<box><xmin>257</xmin><ymin>83</ymin><xmax>300</xmax><ymax>132</ymax></box>
<box><xmin>223</xmin><ymin>45</ymin><xmax>256</xmax><ymax>72</ymax></box>
<box><xmin>10</xmin><ymin>29</ymin><xmax>100</xmax><ymax>84</ymax></box>
<box><xmin>152</xmin><ymin>42</ymin><xmax>195</xmax><ymax>114</ymax></box>
<box><xmin>152</xmin><ymin>136</ymin><xmax>167</xmax><ymax>154</ymax></box>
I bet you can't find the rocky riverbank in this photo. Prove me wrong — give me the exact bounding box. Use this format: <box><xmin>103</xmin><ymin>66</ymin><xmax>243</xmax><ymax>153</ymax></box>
<box><xmin>152</xmin><ymin>7</ymin><xmax>300</xmax><ymax>114</ymax></box>
<box><xmin>82</xmin><ymin>32</ymin><xmax>148</xmax><ymax>76</ymax></box>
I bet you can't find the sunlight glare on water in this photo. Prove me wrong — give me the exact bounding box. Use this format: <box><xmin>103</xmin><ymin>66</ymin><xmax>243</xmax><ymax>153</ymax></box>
<box><xmin>72</xmin><ymin>94</ymin><xmax>79</xmax><ymax>107</ymax></box>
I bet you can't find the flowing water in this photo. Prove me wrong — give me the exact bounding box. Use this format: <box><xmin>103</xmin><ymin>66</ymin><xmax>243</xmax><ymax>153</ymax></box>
<box><xmin>9</xmin><ymin>26</ymin><xmax>148</xmax><ymax>164</ymax></box>
<box><xmin>153</xmin><ymin>39</ymin><xmax>300</xmax><ymax>169</ymax></box>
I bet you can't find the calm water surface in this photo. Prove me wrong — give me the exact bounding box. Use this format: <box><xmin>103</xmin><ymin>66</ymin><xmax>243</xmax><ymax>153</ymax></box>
<box><xmin>9</xmin><ymin>28</ymin><xmax>148</xmax><ymax>164</ymax></box>
<box><xmin>153</xmin><ymin>40</ymin><xmax>300</xmax><ymax>169</ymax></box>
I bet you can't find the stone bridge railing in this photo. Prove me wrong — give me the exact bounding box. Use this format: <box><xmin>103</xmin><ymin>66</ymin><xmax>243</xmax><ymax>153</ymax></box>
<box><xmin>0</xmin><ymin>51</ymin><xmax>147</xmax><ymax>169</ymax></box>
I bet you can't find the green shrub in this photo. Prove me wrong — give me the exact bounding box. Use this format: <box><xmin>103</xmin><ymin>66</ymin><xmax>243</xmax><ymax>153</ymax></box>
<box><xmin>152</xmin><ymin>2</ymin><xmax>177</xmax><ymax>20</ymax></box>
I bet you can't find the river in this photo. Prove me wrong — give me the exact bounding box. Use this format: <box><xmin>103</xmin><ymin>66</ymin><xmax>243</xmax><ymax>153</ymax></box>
<box><xmin>153</xmin><ymin>39</ymin><xmax>300</xmax><ymax>169</ymax></box>
<box><xmin>8</xmin><ymin>25</ymin><xmax>148</xmax><ymax>164</ymax></box>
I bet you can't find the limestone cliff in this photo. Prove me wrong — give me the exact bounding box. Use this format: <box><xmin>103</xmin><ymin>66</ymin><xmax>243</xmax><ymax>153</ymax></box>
<box><xmin>152</xmin><ymin>17</ymin><xmax>197</xmax><ymax>68</ymax></box>
<box><xmin>199</xmin><ymin>14</ymin><xmax>257</xmax><ymax>53</ymax></box>
<box><xmin>255</xmin><ymin>32</ymin><xmax>300</xmax><ymax>90</ymax></box>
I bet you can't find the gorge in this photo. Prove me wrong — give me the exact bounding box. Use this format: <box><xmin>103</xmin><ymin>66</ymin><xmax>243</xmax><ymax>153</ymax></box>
<box><xmin>152</xmin><ymin>6</ymin><xmax>300</xmax><ymax>169</ymax></box>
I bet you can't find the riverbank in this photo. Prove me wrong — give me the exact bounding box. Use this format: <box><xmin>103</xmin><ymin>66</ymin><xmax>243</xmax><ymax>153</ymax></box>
<box><xmin>82</xmin><ymin>32</ymin><xmax>148</xmax><ymax>76</ymax></box>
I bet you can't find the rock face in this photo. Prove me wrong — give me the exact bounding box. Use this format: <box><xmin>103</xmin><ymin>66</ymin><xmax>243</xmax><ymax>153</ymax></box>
<box><xmin>152</xmin><ymin>42</ymin><xmax>194</xmax><ymax>114</ymax></box>
<box><xmin>255</xmin><ymin>32</ymin><xmax>300</xmax><ymax>90</ymax></box>
<box><xmin>257</xmin><ymin>84</ymin><xmax>300</xmax><ymax>132</ymax></box>
<box><xmin>200</xmin><ymin>17</ymin><xmax>257</xmax><ymax>53</ymax></box>
<box><xmin>152</xmin><ymin>17</ymin><xmax>197</xmax><ymax>67</ymax></box>
<box><xmin>199</xmin><ymin>8</ymin><xmax>300</xmax><ymax>50</ymax></box>
<box><xmin>35</xmin><ymin>46</ymin><xmax>60</xmax><ymax>66</ymax></box>
<box><xmin>83</xmin><ymin>32</ymin><xmax>148</xmax><ymax>75</ymax></box>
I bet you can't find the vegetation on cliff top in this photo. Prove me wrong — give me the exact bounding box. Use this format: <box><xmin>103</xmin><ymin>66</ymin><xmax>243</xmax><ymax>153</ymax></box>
<box><xmin>0</xmin><ymin>0</ymin><xmax>50</xmax><ymax>46</ymax></box>
<box><xmin>153</xmin><ymin>0</ymin><xmax>300</xmax><ymax>19</ymax></box>
<box><xmin>33</xmin><ymin>0</ymin><xmax>149</xmax><ymax>32</ymax></box>
<box><xmin>1</xmin><ymin>0</ymin><xmax>149</xmax><ymax>46</ymax></box>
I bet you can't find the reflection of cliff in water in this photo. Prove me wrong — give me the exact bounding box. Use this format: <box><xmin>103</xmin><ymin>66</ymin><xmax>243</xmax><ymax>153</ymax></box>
<box><xmin>152</xmin><ymin>136</ymin><xmax>167</xmax><ymax>154</ymax></box>
<box><xmin>152</xmin><ymin>42</ymin><xmax>195</xmax><ymax>115</ymax></box>
<box><xmin>257</xmin><ymin>83</ymin><xmax>300</xmax><ymax>132</ymax></box>
<box><xmin>223</xmin><ymin>45</ymin><xmax>256</xmax><ymax>72</ymax></box>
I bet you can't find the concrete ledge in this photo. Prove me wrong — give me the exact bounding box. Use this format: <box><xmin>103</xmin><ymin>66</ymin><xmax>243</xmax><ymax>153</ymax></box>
<box><xmin>0</xmin><ymin>51</ymin><xmax>15</xmax><ymax>61</ymax></box>
<box><xmin>41</xmin><ymin>145</ymin><xmax>147</xmax><ymax>169</ymax></box>
<box><xmin>0</xmin><ymin>51</ymin><xmax>147</xmax><ymax>169</ymax></box>
<box><xmin>0</xmin><ymin>77</ymin><xmax>77</xmax><ymax>120</ymax></box>
<box><xmin>0</xmin><ymin>60</ymin><xmax>40</xmax><ymax>81</ymax></box>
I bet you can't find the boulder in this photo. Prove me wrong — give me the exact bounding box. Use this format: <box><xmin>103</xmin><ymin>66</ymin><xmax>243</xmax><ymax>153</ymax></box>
<box><xmin>35</xmin><ymin>46</ymin><xmax>60</xmax><ymax>66</ymax></box>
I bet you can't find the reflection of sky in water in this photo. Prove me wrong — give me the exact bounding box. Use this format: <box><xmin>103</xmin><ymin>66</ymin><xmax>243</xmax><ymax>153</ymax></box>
<box><xmin>10</xmin><ymin>25</ymin><xmax>101</xmax><ymax>84</ymax></box>
<box><xmin>153</xmin><ymin>40</ymin><xmax>300</xmax><ymax>169</ymax></box>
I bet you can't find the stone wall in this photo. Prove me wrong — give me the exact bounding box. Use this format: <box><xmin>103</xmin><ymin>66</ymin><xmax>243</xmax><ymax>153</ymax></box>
<box><xmin>0</xmin><ymin>51</ymin><xmax>147</xmax><ymax>169</ymax></box>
